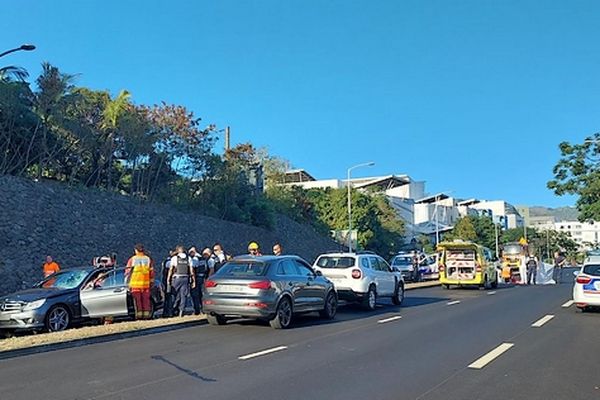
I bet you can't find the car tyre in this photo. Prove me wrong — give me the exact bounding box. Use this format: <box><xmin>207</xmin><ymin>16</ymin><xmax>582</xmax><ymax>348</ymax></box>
<box><xmin>270</xmin><ymin>297</ymin><xmax>293</xmax><ymax>329</ymax></box>
<box><xmin>362</xmin><ymin>285</ymin><xmax>377</xmax><ymax>311</ymax></box>
<box><xmin>207</xmin><ymin>313</ymin><xmax>227</xmax><ymax>326</ymax></box>
<box><xmin>443</xmin><ymin>284</ymin><xmax>450</xmax><ymax>289</ymax></box>
<box><xmin>45</xmin><ymin>305</ymin><xmax>71</xmax><ymax>332</ymax></box>
<box><xmin>319</xmin><ymin>291</ymin><xmax>337</xmax><ymax>320</ymax></box>
<box><xmin>491</xmin><ymin>274</ymin><xmax>498</xmax><ymax>289</ymax></box>
<box><xmin>392</xmin><ymin>282</ymin><xmax>404</xmax><ymax>306</ymax></box>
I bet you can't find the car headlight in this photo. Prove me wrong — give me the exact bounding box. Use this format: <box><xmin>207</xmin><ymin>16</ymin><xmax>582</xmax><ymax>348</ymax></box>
<box><xmin>23</xmin><ymin>299</ymin><xmax>46</xmax><ymax>311</ymax></box>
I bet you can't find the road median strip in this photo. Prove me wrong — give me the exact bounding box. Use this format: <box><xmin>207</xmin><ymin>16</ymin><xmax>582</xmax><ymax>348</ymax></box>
<box><xmin>405</xmin><ymin>281</ymin><xmax>440</xmax><ymax>290</ymax></box>
<box><xmin>0</xmin><ymin>314</ymin><xmax>207</xmax><ymax>359</ymax></box>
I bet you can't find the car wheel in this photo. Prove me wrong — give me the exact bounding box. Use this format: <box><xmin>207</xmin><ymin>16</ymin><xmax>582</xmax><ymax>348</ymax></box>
<box><xmin>319</xmin><ymin>291</ymin><xmax>337</xmax><ymax>320</ymax></box>
<box><xmin>361</xmin><ymin>285</ymin><xmax>377</xmax><ymax>311</ymax></box>
<box><xmin>45</xmin><ymin>305</ymin><xmax>71</xmax><ymax>332</ymax></box>
<box><xmin>392</xmin><ymin>282</ymin><xmax>404</xmax><ymax>306</ymax></box>
<box><xmin>270</xmin><ymin>297</ymin><xmax>293</xmax><ymax>329</ymax></box>
<box><xmin>443</xmin><ymin>284</ymin><xmax>450</xmax><ymax>289</ymax></box>
<box><xmin>207</xmin><ymin>314</ymin><xmax>227</xmax><ymax>326</ymax></box>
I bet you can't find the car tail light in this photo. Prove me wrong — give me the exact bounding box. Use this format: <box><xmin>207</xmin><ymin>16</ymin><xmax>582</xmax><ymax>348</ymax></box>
<box><xmin>203</xmin><ymin>300</ymin><xmax>215</xmax><ymax>305</ymax></box>
<box><xmin>438</xmin><ymin>264</ymin><xmax>445</xmax><ymax>272</ymax></box>
<box><xmin>248</xmin><ymin>280</ymin><xmax>272</xmax><ymax>290</ymax></box>
<box><xmin>351</xmin><ymin>269</ymin><xmax>362</xmax><ymax>279</ymax></box>
<box><xmin>576</xmin><ymin>275</ymin><xmax>592</xmax><ymax>284</ymax></box>
<box><xmin>476</xmin><ymin>264</ymin><xmax>482</xmax><ymax>273</ymax></box>
<box><xmin>205</xmin><ymin>280</ymin><xmax>218</xmax><ymax>288</ymax></box>
<box><xmin>246</xmin><ymin>302</ymin><xmax>269</xmax><ymax>308</ymax></box>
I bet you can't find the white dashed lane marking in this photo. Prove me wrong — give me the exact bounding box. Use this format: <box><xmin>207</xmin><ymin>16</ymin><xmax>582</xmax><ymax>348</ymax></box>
<box><xmin>561</xmin><ymin>300</ymin><xmax>574</xmax><ymax>308</ymax></box>
<box><xmin>531</xmin><ymin>315</ymin><xmax>555</xmax><ymax>328</ymax></box>
<box><xmin>238</xmin><ymin>346</ymin><xmax>288</xmax><ymax>360</ymax></box>
<box><xmin>468</xmin><ymin>343</ymin><xmax>514</xmax><ymax>369</ymax></box>
<box><xmin>487</xmin><ymin>291</ymin><xmax>496</xmax><ymax>295</ymax></box>
<box><xmin>447</xmin><ymin>300</ymin><xmax>461</xmax><ymax>306</ymax></box>
<box><xmin>377</xmin><ymin>315</ymin><xmax>402</xmax><ymax>324</ymax></box>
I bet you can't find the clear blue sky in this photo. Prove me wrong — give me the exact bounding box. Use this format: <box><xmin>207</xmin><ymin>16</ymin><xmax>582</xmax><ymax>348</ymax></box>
<box><xmin>5</xmin><ymin>0</ymin><xmax>598</xmax><ymax>207</ymax></box>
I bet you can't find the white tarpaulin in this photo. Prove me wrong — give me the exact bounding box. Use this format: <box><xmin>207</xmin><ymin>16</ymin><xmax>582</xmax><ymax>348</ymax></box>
<box><xmin>516</xmin><ymin>259</ymin><xmax>555</xmax><ymax>285</ymax></box>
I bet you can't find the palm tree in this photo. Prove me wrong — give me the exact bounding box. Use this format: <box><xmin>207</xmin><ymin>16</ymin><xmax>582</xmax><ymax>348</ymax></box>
<box><xmin>0</xmin><ymin>65</ymin><xmax>29</xmax><ymax>82</ymax></box>
<box><xmin>102</xmin><ymin>89</ymin><xmax>131</xmax><ymax>190</ymax></box>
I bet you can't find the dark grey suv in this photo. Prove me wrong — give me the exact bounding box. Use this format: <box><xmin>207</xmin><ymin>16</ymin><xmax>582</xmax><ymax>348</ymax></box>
<box><xmin>202</xmin><ymin>255</ymin><xmax>337</xmax><ymax>329</ymax></box>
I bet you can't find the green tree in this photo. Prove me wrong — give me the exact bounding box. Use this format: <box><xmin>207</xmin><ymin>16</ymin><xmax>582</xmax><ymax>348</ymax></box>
<box><xmin>548</xmin><ymin>133</ymin><xmax>600</xmax><ymax>220</ymax></box>
<box><xmin>446</xmin><ymin>216</ymin><xmax>477</xmax><ymax>242</ymax></box>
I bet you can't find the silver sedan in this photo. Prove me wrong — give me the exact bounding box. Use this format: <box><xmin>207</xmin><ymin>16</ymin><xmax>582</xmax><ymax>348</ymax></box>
<box><xmin>202</xmin><ymin>255</ymin><xmax>337</xmax><ymax>329</ymax></box>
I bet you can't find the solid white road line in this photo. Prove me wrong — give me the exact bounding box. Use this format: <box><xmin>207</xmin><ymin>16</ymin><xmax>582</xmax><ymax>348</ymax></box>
<box><xmin>447</xmin><ymin>300</ymin><xmax>461</xmax><ymax>306</ymax></box>
<box><xmin>238</xmin><ymin>346</ymin><xmax>288</xmax><ymax>361</ymax></box>
<box><xmin>562</xmin><ymin>300</ymin><xmax>574</xmax><ymax>308</ymax></box>
<box><xmin>531</xmin><ymin>315</ymin><xmax>555</xmax><ymax>328</ymax></box>
<box><xmin>377</xmin><ymin>315</ymin><xmax>402</xmax><ymax>324</ymax></box>
<box><xmin>468</xmin><ymin>343</ymin><xmax>514</xmax><ymax>369</ymax></box>
<box><xmin>487</xmin><ymin>291</ymin><xmax>497</xmax><ymax>295</ymax></box>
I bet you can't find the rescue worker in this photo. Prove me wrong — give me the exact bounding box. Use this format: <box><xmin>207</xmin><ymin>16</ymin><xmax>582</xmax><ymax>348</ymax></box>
<box><xmin>248</xmin><ymin>242</ymin><xmax>262</xmax><ymax>256</ymax></box>
<box><xmin>526</xmin><ymin>255</ymin><xmax>538</xmax><ymax>285</ymax></box>
<box><xmin>272</xmin><ymin>242</ymin><xmax>283</xmax><ymax>256</ymax></box>
<box><xmin>43</xmin><ymin>255</ymin><xmax>61</xmax><ymax>278</ymax></box>
<box><xmin>125</xmin><ymin>243</ymin><xmax>155</xmax><ymax>320</ymax></box>
<box><xmin>167</xmin><ymin>245</ymin><xmax>195</xmax><ymax>317</ymax></box>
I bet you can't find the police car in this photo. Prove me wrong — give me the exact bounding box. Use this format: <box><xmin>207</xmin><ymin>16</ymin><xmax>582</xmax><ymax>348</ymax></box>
<box><xmin>573</xmin><ymin>254</ymin><xmax>600</xmax><ymax>311</ymax></box>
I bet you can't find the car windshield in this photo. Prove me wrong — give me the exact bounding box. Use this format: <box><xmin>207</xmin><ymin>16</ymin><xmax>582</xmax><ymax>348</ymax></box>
<box><xmin>38</xmin><ymin>270</ymin><xmax>90</xmax><ymax>289</ymax></box>
<box><xmin>583</xmin><ymin>264</ymin><xmax>600</xmax><ymax>276</ymax></box>
<box><xmin>392</xmin><ymin>256</ymin><xmax>412</xmax><ymax>266</ymax></box>
<box><xmin>216</xmin><ymin>262</ymin><xmax>268</xmax><ymax>277</ymax></box>
<box><xmin>316</xmin><ymin>256</ymin><xmax>355</xmax><ymax>268</ymax></box>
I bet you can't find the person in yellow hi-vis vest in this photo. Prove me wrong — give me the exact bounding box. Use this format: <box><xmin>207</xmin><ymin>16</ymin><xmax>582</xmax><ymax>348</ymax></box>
<box><xmin>125</xmin><ymin>243</ymin><xmax>155</xmax><ymax>320</ymax></box>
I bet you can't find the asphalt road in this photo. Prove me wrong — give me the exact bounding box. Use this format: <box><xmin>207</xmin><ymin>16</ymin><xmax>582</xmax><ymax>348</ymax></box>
<box><xmin>1</xmin><ymin>269</ymin><xmax>598</xmax><ymax>400</ymax></box>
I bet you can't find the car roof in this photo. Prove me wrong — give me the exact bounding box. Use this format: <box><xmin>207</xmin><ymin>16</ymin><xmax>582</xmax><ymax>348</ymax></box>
<box><xmin>231</xmin><ymin>255</ymin><xmax>300</xmax><ymax>263</ymax></box>
<box><xmin>583</xmin><ymin>255</ymin><xmax>600</xmax><ymax>265</ymax></box>
<box><xmin>316</xmin><ymin>253</ymin><xmax>360</xmax><ymax>258</ymax></box>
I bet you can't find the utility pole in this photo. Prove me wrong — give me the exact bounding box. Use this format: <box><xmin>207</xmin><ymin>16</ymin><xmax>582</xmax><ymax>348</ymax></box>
<box><xmin>224</xmin><ymin>126</ymin><xmax>231</xmax><ymax>152</ymax></box>
<box><xmin>495</xmin><ymin>222</ymin><xmax>499</xmax><ymax>259</ymax></box>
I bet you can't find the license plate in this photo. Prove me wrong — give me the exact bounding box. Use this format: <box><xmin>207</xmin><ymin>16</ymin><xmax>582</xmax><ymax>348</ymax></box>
<box><xmin>220</xmin><ymin>285</ymin><xmax>245</xmax><ymax>292</ymax></box>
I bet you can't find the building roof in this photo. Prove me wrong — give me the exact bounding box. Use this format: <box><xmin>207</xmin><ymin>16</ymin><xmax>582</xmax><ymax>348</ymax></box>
<box><xmin>350</xmin><ymin>175</ymin><xmax>411</xmax><ymax>190</ymax></box>
<box><xmin>284</xmin><ymin>169</ymin><xmax>316</xmax><ymax>183</ymax></box>
<box><xmin>458</xmin><ymin>198</ymin><xmax>480</xmax><ymax>206</ymax></box>
<box><xmin>416</xmin><ymin>193</ymin><xmax>451</xmax><ymax>204</ymax></box>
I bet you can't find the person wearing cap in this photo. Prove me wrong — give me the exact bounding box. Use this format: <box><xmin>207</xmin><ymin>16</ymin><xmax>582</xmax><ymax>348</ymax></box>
<box><xmin>272</xmin><ymin>243</ymin><xmax>283</xmax><ymax>256</ymax></box>
<box><xmin>125</xmin><ymin>243</ymin><xmax>155</xmax><ymax>320</ymax></box>
<box><xmin>42</xmin><ymin>256</ymin><xmax>61</xmax><ymax>278</ymax></box>
<box><xmin>248</xmin><ymin>242</ymin><xmax>262</xmax><ymax>256</ymax></box>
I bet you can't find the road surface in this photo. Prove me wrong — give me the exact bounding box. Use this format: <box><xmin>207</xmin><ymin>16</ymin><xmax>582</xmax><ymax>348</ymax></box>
<box><xmin>1</xmin><ymin>270</ymin><xmax>597</xmax><ymax>400</ymax></box>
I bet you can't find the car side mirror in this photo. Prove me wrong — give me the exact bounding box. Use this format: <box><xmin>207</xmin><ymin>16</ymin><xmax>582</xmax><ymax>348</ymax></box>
<box><xmin>315</xmin><ymin>270</ymin><xmax>323</xmax><ymax>277</ymax></box>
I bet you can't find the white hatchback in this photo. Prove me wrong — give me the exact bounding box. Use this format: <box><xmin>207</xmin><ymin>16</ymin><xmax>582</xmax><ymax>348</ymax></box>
<box><xmin>573</xmin><ymin>261</ymin><xmax>600</xmax><ymax>311</ymax></box>
<box><xmin>313</xmin><ymin>252</ymin><xmax>404</xmax><ymax>311</ymax></box>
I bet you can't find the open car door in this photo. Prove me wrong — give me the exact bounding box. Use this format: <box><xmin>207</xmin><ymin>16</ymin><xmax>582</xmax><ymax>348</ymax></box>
<box><xmin>80</xmin><ymin>268</ymin><xmax>129</xmax><ymax>318</ymax></box>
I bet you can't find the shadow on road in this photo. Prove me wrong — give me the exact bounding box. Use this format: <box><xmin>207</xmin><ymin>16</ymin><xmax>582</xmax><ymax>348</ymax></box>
<box><xmin>151</xmin><ymin>355</ymin><xmax>217</xmax><ymax>382</ymax></box>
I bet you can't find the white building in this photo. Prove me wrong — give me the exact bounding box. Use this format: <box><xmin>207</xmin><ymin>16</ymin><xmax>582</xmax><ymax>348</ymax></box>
<box><xmin>463</xmin><ymin>200</ymin><xmax>524</xmax><ymax>229</ymax></box>
<box><xmin>536</xmin><ymin>220</ymin><xmax>600</xmax><ymax>248</ymax></box>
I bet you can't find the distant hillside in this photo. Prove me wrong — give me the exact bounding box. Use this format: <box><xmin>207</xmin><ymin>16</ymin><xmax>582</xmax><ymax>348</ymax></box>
<box><xmin>528</xmin><ymin>206</ymin><xmax>579</xmax><ymax>221</ymax></box>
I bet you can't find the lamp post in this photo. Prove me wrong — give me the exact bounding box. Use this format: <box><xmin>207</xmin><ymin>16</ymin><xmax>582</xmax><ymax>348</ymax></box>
<box><xmin>347</xmin><ymin>161</ymin><xmax>374</xmax><ymax>252</ymax></box>
<box><xmin>0</xmin><ymin>44</ymin><xmax>36</xmax><ymax>59</ymax></box>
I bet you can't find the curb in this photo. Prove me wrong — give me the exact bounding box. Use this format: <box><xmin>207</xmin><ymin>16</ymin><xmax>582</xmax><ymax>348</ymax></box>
<box><xmin>0</xmin><ymin>318</ymin><xmax>207</xmax><ymax>361</ymax></box>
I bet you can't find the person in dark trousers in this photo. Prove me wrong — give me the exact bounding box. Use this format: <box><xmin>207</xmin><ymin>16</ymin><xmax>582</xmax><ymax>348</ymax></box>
<box><xmin>167</xmin><ymin>246</ymin><xmax>195</xmax><ymax>317</ymax></box>
<box><xmin>189</xmin><ymin>247</ymin><xmax>206</xmax><ymax>315</ymax></box>
<box><xmin>161</xmin><ymin>250</ymin><xmax>176</xmax><ymax>318</ymax></box>
<box><xmin>526</xmin><ymin>255</ymin><xmax>538</xmax><ymax>285</ymax></box>
<box><xmin>553</xmin><ymin>251</ymin><xmax>566</xmax><ymax>284</ymax></box>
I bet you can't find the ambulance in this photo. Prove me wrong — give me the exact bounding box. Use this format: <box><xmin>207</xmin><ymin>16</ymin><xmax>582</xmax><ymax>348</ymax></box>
<box><xmin>438</xmin><ymin>240</ymin><xmax>498</xmax><ymax>289</ymax></box>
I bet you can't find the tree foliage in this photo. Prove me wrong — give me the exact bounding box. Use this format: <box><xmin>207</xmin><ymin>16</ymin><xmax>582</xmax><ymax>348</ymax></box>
<box><xmin>548</xmin><ymin>133</ymin><xmax>600</xmax><ymax>221</ymax></box>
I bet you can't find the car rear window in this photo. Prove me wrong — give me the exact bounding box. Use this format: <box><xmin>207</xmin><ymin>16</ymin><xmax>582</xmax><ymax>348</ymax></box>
<box><xmin>316</xmin><ymin>256</ymin><xmax>356</xmax><ymax>268</ymax></box>
<box><xmin>216</xmin><ymin>262</ymin><xmax>268</xmax><ymax>277</ymax></box>
<box><xmin>583</xmin><ymin>264</ymin><xmax>600</xmax><ymax>276</ymax></box>
<box><xmin>392</xmin><ymin>256</ymin><xmax>412</xmax><ymax>266</ymax></box>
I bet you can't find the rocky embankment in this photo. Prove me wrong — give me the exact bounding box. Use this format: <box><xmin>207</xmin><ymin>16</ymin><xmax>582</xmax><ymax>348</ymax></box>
<box><xmin>0</xmin><ymin>175</ymin><xmax>340</xmax><ymax>296</ymax></box>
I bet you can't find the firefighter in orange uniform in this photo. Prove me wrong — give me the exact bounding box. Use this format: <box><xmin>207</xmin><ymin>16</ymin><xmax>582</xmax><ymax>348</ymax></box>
<box><xmin>125</xmin><ymin>243</ymin><xmax>155</xmax><ymax>320</ymax></box>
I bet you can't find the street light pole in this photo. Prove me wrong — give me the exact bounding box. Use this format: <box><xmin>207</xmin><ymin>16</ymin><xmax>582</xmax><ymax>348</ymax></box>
<box><xmin>347</xmin><ymin>161</ymin><xmax>374</xmax><ymax>253</ymax></box>
<box><xmin>0</xmin><ymin>44</ymin><xmax>36</xmax><ymax>59</ymax></box>
<box><xmin>495</xmin><ymin>222</ymin><xmax>499</xmax><ymax>259</ymax></box>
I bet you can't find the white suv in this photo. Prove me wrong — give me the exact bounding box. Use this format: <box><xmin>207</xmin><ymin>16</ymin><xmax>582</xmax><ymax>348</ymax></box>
<box><xmin>313</xmin><ymin>252</ymin><xmax>404</xmax><ymax>310</ymax></box>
